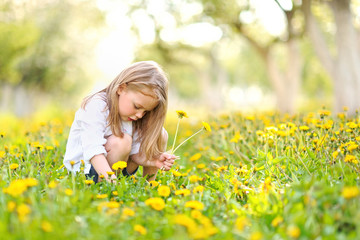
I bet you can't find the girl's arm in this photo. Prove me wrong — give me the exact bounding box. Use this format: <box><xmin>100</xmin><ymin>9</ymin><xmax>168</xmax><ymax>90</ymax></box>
<box><xmin>130</xmin><ymin>153</ymin><xmax>159</xmax><ymax>168</ymax></box>
<box><xmin>90</xmin><ymin>154</ymin><xmax>117</xmax><ymax>183</ymax></box>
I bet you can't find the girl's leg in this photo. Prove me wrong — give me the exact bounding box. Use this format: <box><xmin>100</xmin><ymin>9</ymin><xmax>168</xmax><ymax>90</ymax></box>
<box><xmin>126</xmin><ymin>158</ymin><xmax>140</xmax><ymax>174</ymax></box>
<box><xmin>143</xmin><ymin>166</ymin><xmax>158</xmax><ymax>181</ymax></box>
<box><xmin>105</xmin><ymin>134</ymin><xmax>132</xmax><ymax>170</ymax></box>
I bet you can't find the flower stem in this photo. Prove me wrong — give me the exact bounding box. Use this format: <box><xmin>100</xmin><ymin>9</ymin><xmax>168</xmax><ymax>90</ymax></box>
<box><xmin>171</xmin><ymin>118</ymin><xmax>181</xmax><ymax>153</ymax></box>
<box><xmin>172</xmin><ymin>128</ymin><xmax>203</xmax><ymax>154</ymax></box>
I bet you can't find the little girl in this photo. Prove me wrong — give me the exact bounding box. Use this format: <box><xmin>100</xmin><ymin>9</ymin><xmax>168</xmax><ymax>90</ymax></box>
<box><xmin>63</xmin><ymin>61</ymin><xmax>176</xmax><ymax>183</ymax></box>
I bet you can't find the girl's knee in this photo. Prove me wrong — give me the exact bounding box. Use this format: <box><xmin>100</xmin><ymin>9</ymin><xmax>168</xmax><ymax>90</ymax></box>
<box><xmin>105</xmin><ymin>134</ymin><xmax>132</xmax><ymax>154</ymax></box>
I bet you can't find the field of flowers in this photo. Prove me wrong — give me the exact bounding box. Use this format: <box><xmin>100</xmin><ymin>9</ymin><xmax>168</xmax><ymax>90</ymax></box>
<box><xmin>0</xmin><ymin>108</ymin><xmax>359</xmax><ymax>239</ymax></box>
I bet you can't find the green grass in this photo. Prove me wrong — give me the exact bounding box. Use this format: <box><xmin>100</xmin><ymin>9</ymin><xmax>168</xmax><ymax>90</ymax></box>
<box><xmin>0</xmin><ymin>109</ymin><xmax>359</xmax><ymax>239</ymax></box>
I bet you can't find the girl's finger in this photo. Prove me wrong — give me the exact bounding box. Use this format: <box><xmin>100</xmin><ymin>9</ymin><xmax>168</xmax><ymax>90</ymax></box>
<box><xmin>164</xmin><ymin>162</ymin><xmax>173</xmax><ymax>168</ymax></box>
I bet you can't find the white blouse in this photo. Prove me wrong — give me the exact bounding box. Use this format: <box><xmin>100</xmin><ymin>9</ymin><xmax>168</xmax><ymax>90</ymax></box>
<box><xmin>63</xmin><ymin>93</ymin><xmax>140</xmax><ymax>174</ymax></box>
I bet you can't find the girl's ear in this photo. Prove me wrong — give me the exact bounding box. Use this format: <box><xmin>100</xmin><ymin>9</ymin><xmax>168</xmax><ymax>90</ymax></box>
<box><xmin>117</xmin><ymin>83</ymin><xmax>127</xmax><ymax>95</ymax></box>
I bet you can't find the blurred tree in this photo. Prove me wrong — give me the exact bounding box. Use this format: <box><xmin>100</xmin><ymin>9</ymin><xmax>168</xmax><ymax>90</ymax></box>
<box><xmin>127</xmin><ymin>0</ymin><xmax>304</xmax><ymax>113</ymax></box>
<box><xmin>302</xmin><ymin>0</ymin><xmax>360</xmax><ymax>114</ymax></box>
<box><xmin>0</xmin><ymin>0</ymin><xmax>104</xmax><ymax>116</ymax></box>
<box><xmin>124</xmin><ymin>1</ymin><xmax>233</xmax><ymax>111</ymax></box>
<box><xmin>198</xmin><ymin>0</ymin><xmax>304</xmax><ymax>114</ymax></box>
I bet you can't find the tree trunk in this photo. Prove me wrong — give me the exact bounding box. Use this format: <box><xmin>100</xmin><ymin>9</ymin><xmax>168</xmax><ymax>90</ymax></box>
<box><xmin>0</xmin><ymin>83</ymin><xmax>34</xmax><ymax>117</ymax></box>
<box><xmin>331</xmin><ymin>0</ymin><xmax>360</xmax><ymax>113</ymax></box>
<box><xmin>264</xmin><ymin>39</ymin><xmax>301</xmax><ymax>114</ymax></box>
<box><xmin>303</xmin><ymin>0</ymin><xmax>360</xmax><ymax>114</ymax></box>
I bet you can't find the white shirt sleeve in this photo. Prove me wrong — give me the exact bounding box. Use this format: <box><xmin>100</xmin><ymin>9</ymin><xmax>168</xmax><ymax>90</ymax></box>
<box><xmin>78</xmin><ymin>97</ymin><xmax>108</xmax><ymax>165</ymax></box>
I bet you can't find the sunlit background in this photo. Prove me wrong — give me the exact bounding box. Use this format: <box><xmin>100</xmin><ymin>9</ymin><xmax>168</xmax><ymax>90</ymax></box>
<box><xmin>1</xmin><ymin>0</ymin><xmax>360</xmax><ymax>116</ymax></box>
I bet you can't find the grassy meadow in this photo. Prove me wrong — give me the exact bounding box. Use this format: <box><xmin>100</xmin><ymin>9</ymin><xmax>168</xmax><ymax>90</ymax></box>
<box><xmin>0</xmin><ymin>108</ymin><xmax>359</xmax><ymax>239</ymax></box>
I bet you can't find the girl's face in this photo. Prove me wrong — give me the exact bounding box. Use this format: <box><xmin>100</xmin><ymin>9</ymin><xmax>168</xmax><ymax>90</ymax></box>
<box><xmin>117</xmin><ymin>85</ymin><xmax>158</xmax><ymax>122</ymax></box>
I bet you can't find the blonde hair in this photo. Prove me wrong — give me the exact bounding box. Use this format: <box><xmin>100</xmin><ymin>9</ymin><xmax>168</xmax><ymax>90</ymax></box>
<box><xmin>82</xmin><ymin>61</ymin><xmax>168</xmax><ymax>160</ymax></box>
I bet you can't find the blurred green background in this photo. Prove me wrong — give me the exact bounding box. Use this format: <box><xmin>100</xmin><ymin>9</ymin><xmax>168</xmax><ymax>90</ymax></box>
<box><xmin>1</xmin><ymin>0</ymin><xmax>360</xmax><ymax>117</ymax></box>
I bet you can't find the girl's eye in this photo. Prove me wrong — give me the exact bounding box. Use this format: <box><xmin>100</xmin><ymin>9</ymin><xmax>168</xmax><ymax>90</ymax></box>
<box><xmin>134</xmin><ymin>105</ymin><xmax>140</xmax><ymax>109</ymax></box>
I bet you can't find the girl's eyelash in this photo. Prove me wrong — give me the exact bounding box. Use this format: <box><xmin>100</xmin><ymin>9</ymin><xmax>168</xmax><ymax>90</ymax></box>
<box><xmin>134</xmin><ymin>105</ymin><xmax>140</xmax><ymax>109</ymax></box>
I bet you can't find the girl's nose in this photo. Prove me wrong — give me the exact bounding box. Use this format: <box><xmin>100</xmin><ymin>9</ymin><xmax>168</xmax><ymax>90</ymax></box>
<box><xmin>135</xmin><ymin>111</ymin><xmax>144</xmax><ymax>119</ymax></box>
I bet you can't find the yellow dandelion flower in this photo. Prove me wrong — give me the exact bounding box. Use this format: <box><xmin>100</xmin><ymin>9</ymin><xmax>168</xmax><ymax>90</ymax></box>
<box><xmin>347</xmin><ymin>122</ymin><xmax>357</xmax><ymax>129</ymax></box>
<box><xmin>256</xmin><ymin>130</ymin><xmax>264</xmax><ymax>136</ymax></box>
<box><xmin>202</xmin><ymin>121</ymin><xmax>212</xmax><ymax>132</ymax></box>
<box><xmin>134</xmin><ymin>224</ymin><xmax>147</xmax><ymax>235</ymax></box>
<box><xmin>259</xmin><ymin>177</ymin><xmax>273</xmax><ymax>193</ymax></box>
<box><xmin>145</xmin><ymin>197</ymin><xmax>165</xmax><ymax>211</ymax></box>
<box><xmin>230</xmin><ymin>132</ymin><xmax>242</xmax><ymax>143</ymax></box>
<box><xmin>235</xmin><ymin>216</ymin><xmax>249</xmax><ymax>231</ymax></box>
<box><xmin>48</xmin><ymin>180</ymin><xmax>58</xmax><ymax>189</ymax></box>
<box><xmin>190</xmin><ymin>210</ymin><xmax>202</xmax><ymax>219</ymax></box>
<box><xmin>7</xmin><ymin>201</ymin><xmax>16</xmax><ymax>212</ymax></box>
<box><xmin>299</xmin><ymin>126</ymin><xmax>309</xmax><ymax>131</ymax></box>
<box><xmin>97</xmin><ymin>194</ymin><xmax>108</xmax><ymax>199</ymax></box>
<box><xmin>112</xmin><ymin>191</ymin><xmax>118</xmax><ymax>196</ymax></box>
<box><xmin>319</xmin><ymin>109</ymin><xmax>331</xmax><ymax>116</ymax></box>
<box><xmin>348</xmin><ymin>144</ymin><xmax>358</xmax><ymax>152</ymax></box>
<box><xmin>250</xmin><ymin>231</ymin><xmax>263</xmax><ymax>240</ymax></box>
<box><xmin>112</xmin><ymin>161</ymin><xmax>127</xmax><ymax>170</ymax></box>
<box><xmin>344</xmin><ymin>155</ymin><xmax>358</xmax><ymax>164</ymax></box>
<box><xmin>45</xmin><ymin>146</ymin><xmax>54</xmax><ymax>151</ymax></box>
<box><xmin>23</xmin><ymin>178</ymin><xmax>38</xmax><ymax>187</ymax></box>
<box><xmin>217</xmin><ymin>166</ymin><xmax>228</xmax><ymax>172</ymax></box>
<box><xmin>189</xmin><ymin>153</ymin><xmax>201</xmax><ymax>161</ymax></box>
<box><xmin>130</xmin><ymin>175</ymin><xmax>137</xmax><ymax>183</ymax></box>
<box><xmin>172</xmin><ymin>170</ymin><xmax>183</xmax><ymax>177</ymax></box>
<box><xmin>106</xmin><ymin>171</ymin><xmax>115</xmax><ymax>175</ymax></box>
<box><xmin>214</xmin><ymin>156</ymin><xmax>225</xmax><ymax>161</ymax></box>
<box><xmin>41</xmin><ymin>221</ymin><xmax>53</xmax><ymax>232</ymax></box>
<box><xmin>173</xmin><ymin>214</ymin><xmax>197</xmax><ymax>232</ymax></box>
<box><xmin>106</xmin><ymin>201</ymin><xmax>120</xmax><ymax>209</ymax></box>
<box><xmin>0</xmin><ymin>150</ymin><xmax>5</xmax><ymax>158</ymax></box>
<box><xmin>149</xmin><ymin>180</ymin><xmax>159</xmax><ymax>187</ymax></box>
<box><xmin>193</xmin><ymin>185</ymin><xmax>205</xmax><ymax>194</ymax></box>
<box><xmin>176</xmin><ymin>110</ymin><xmax>188</xmax><ymax>119</ymax></box>
<box><xmin>3</xmin><ymin>180</ymin><xmax>28</xmax><ymax>197</ymax></box>
<box><xmin>9</xmin><ymin>163</ymin><xmax>19</xmax><ymax>170</ymax></box>
<box><xmin>189</xmin><ymin>175</ymin><xmax>202</xmax><ymax>183</ymax></box>
<box><xmin>332</xmin><ymin>151</ymin><xmax>339</xmax><ymax>159</ymax></box>
<box><xmin>197</xmin><ymin>163</ymin><xmax>206</xmax><ymax>169</ymax></box>
<box><xmin>17</xmin><ymin>204</ymin><xmax>31</xmax><ymax>222</ymax></box>
<box><xmin>170</xmin><ymin>183</ymin><xmax>177</xmax><ymax>191</ymax></box>
<box><xmin>271</xmin><ymin>216</ymin><xmax>283</xmax><ymax>227</ymax></box>
<box><xmin>185</xmin><ymin>200</ymin><xmax>204</xmax><ymax>210</ymax></box>
<box><xmin>122</xmin><ymin>207</ymin><xmax>135</xmax><ymax>217</ymax></box>
<box><xmin>85</xmin><ymin>180</ymin><xmax>94</xmax><ymax>185</ymax></box>
<box><xmin>64</xmin><ymin>189</ymin><xmax>73</xmax><ymax>196</ymax></box>
<box><xmin>342</xmin><ymin>186</ymin><xmax>360</xmax><ymax>199</ymax></box>
<box><xmin>175</xmin><ymin>189</ymin><xmax>191</xmax><ymax>196</ymax></box>
<box><xmin>70</xmin><ymin>160</ymin><xmax>76</xmax><ymax>166</ymax></box>
<box><xmin>287</xmin><ymin>225</ymin><xmax>301</xmax><ymax>238</ymax></box>
<box><xmin>97</xmin><ymin>201</ymin><xmax>120</xmax><ymax>213</ymax></box>
<box><xmin>265</xmin><ymin>126</ymin><xmax>278</xmax><ymax>133</ymax></box>
<box><xmin>245</xmin><ymin>115</ymin><xmax>255</xmax><ymax>121</ymax></box>
<box><xmin>158</xmin><ymin>185</ymin><xmax>171</xmax><ymax>197</ymax></box>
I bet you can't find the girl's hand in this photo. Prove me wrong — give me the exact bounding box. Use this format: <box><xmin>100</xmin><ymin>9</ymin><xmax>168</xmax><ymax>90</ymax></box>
<box><xmin>156</xmin><ymin>152</ymin><xmax>177</xmax><ymax>171</ymax></box>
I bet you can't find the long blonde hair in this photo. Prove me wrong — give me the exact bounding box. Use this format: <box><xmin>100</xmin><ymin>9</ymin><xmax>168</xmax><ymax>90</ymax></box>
<box><xmin>82</xmin><ymin>61</ymin><xmax>168</xmax><ymax>160</ymax></box>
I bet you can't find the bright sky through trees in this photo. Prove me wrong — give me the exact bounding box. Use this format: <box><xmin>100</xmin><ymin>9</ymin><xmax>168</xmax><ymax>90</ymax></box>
<box><xmin>94</xmin><ymin>0</ymin><xmax>286</xmax><ymax>82</ymax></box>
